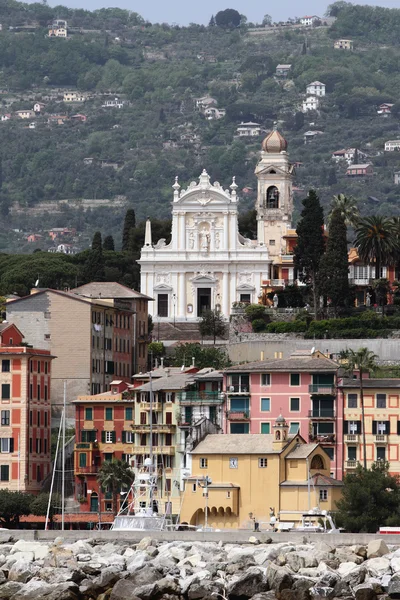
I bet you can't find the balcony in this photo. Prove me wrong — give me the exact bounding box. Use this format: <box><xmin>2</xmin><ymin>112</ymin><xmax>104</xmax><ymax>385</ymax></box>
<box><xmin>375</xmin><ymin>434</ymin><xmax>388</xmax><ymax>444</ymax></box>
<box><xmin>226</xmin><ymin>386</ymin><xmax>249</xmax><ymax>394</ymax></box>
<box><xmin>132</xmin><ymin>446</ymin><xmax>175</xmax><ymax>455</ymax></box>
<box><xmin>348</xmin><ymin>278</ymin><xmax>373</xmax><ymax>286</ymax></box>
<box><xmin>131</xmin><ymin>424</ymin><xmax>176</xmax><ymax>433</ymax></box>
<box><xmin>177</xmin><ymin>391</ymin><xmax>224</xmax><ymax>405</ymax></box>
<box><xmin>140</xmin><ymin>402</ymin><xmax>162</xmax><ymax>411</ymax></box>
<box><xmin>345</xmin><ymin>434</ymin><xmax>360</xmax><ymax>443</ymax></box>
<box><xmin>308</xmin><ymin>409</ymin><xmax>336</xmax><ymax>419</ymax></box>
<box><xmin>309</xmin><ymin>385</ymin><xmax>335</xmax><ymax>395</ymax></box>
<box><xmin>227</xmin><ymin>411</ymin><xmax>250</xmax><ymax>421</ymax></box>
<box><xmin>281</xmin><ymin>255</ymin><xmax>294</xmax><ymax>263</ymax></box>
<box><xmin>75</xmin><ymin>465</ymin><xmax>100</xmax><ymax>475</ymax></box>
<box><xmin>309</xmin><ymin>433</ymin><xmax>335</xmax><ymax>444</ymax></box>
<box><xmin>346</xmin><ymin>460</ymin><xmax>358</xmax><ymax>469</ymax></box>
<box><xmin>74</xmin><ymin>442</ymin><xmax>98</xmax><ymax>450</ymax></box>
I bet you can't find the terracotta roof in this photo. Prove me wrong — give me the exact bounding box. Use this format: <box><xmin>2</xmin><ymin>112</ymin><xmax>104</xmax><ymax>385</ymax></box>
<box><xmin>191</xmin><ymin>433</ymin><xmax>297</xmax><ymax>455</ymax></box>
<box><xmin>224</xmin><ymin>357</ymin><xmax>338</xmax><ymax>373</ymax></box>
<box><xmin>71</xmin><ymin>282</ymin><xmax>153</xmax><ymax>301</ymax></box>
<box><xmin>20</xmin><ymin>513</ymin><xmax>114</xmax><ymax>523</ymax></box>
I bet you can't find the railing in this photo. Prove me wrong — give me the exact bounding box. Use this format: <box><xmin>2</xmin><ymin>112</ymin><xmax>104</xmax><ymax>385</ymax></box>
<box><xmin>348</xmin><ymin>278</ymin><xmax>374</xmax><ymax>285</ymax></box>
<box><xmin>346</xmin><ymin>460</ymin><xmax>358</xmax><ymax>469</ymax></box>
<box><xmin>345</xmin><ymin>434</ymin><xmax>360</xmax><ymax>442</ymax></box>
<box><xmin>140</xmin><ymin>402</ymin><xmax>162</xmax><ymax>411</ymax></box>
<box><xmin>308</xmin><ymin>409</ymin><xmax>335</xmax><ymax>419</ymax></box>
<box><xmin>309</xmin><ymin>434</ymin><xmax>335</xmax><ymax>443</ymax></box>
<box><xmin>75</xmin><ymin>465</ymin><xmax>100</xmax><ymax>475</ymax></box>
<box><xmin>226</xmin><ymin>385</ymin><xmax>249</xmax><ymax>394</ymax></box>
<box><xmin>227</xmin><ymin>411</ymin><xmax>250</xmax><ymax>421</ymax></box>
<box><xmin>131</xmin><ymin>424</ymin><xmax>176</xmax><ymax>433</ymax></box>
<box><xmin>375</xmin><ymin>434</ymin><xmax>388</xmax><ymax>443</ymax></box>
<box><xmin>177</xmin><ymin>391</ymin><xmax>224</xmax><ymax>404</ymax></box>
<box><xmin>281</xmin><ymin>255</ymin><xmax>294</xmax><ymax>262</ymax></box>
<box><xmin>132</xmin><ymin>446</ymin><xmax>175</xmax><ymax>455</ymax></box>
<box><xmin>75</xmin><ymin>442</ymin><xmax>97</xmax><ymax>450</ymax></box>
<box><xmin>309</xmin><ymin>385</ymin><xmax>335</xmax><ymax>395</ymax></box>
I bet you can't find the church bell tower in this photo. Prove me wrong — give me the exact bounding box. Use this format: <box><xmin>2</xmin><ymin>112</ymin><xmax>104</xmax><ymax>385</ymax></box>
<box><xmin>254</xmin><ymin>130</ymin><xmax>294</xmax><ymax>259</ymax></box>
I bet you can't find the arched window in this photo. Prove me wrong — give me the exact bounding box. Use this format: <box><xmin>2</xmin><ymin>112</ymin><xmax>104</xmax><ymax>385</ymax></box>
<box><xmin>265</xmin><ymin>186</ymin><xmax>279</xmax><ymax>209</ymax></box>
<box><xmin>276</xmin><ymin>430</ymin><xmax>281</xmax><ymax>440</ymax></box>
<box><xmin>310</xmin><ymin>455</ymin><xmax>325</xmax><ymax>470</ymax></box>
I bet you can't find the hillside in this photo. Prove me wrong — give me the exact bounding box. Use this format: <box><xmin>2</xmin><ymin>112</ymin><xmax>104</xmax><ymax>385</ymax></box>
<box><xmin>1</xmin><ymin>1</ymin><xmax>400</xmax><ymax>252</ymax></box>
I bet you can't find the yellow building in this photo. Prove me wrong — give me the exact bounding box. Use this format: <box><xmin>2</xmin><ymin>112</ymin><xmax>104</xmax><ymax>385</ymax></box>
<box><xmin>180</xmin><ymin>416</ymin><xmax>342</xmax><ymax>529</ymax></box>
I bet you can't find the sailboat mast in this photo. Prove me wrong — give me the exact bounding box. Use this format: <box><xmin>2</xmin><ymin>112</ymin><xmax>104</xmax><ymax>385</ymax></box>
<box><xmin>149</xmin><ymin>371</ymin><xmax>154</xmax><ymax>505</ymax></box>
<box><xmin>61</xmin><ymin>381</ymin><xmax>66</xmax><ymax>530</ymax></box>
<box><xmin>45</xmin><ymin>411</ymin><xmax>63</xmax><ymax>530</ymax></box>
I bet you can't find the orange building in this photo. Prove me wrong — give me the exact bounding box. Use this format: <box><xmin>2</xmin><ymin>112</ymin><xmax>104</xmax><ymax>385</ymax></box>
<box><xmin>0</xmin><ymin>324</ymin><xmax>54</xmax><ymax>492</ymax></box>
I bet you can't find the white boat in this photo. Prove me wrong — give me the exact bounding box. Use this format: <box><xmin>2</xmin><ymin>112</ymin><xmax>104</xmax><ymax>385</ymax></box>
<box><xmin>275</xmin><ymin>508</ymin><xmax>340</xmax><ymax>533</ymax></box>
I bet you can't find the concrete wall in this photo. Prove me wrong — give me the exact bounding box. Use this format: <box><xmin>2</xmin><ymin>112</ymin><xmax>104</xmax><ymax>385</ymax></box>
<box><xmin>228</xmin><ymin>338</ymin><xmax>400</xmax><ymax>364</ymax></box>
<box><xmin>2</xmin><ymin>529</ymin><xmax>400</xmax><ymax>546</ymax></box>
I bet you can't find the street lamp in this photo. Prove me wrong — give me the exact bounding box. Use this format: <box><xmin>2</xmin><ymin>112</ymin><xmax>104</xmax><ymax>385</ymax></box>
<box><xmin>172</xmin><ymin>293</ymin><xmax>176</xmax><ymax>328</ymax></box>
<box><xmin>197</xmin><ymin>475</ymin><xmax>212</xmax><ymax>530</ymax></box>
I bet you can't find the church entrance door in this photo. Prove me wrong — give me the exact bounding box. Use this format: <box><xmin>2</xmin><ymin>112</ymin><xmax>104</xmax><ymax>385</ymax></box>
<box><xmin>197</xmin><ymin>288</ymin><xmax>211</xmax><ymax>316</ymax></box>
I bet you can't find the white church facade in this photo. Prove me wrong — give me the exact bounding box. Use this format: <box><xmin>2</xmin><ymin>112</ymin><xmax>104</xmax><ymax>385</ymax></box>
<box><xmin>139</xmin><ymin>130</ymin><xmax>294</xmax><ymax>321</ymax></box>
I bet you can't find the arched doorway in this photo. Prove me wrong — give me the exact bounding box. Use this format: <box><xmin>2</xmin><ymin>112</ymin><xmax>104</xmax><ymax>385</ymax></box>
<box><xmin>90</xmin><ymin>492</ymin><xmax>99</xmax><ymax>512</ymax></box>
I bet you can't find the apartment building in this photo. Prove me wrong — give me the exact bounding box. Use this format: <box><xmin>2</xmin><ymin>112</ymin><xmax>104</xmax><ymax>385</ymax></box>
<box><xmin>339</xmin><ymin>378</ymin><xmax>400</xmax><ymax>474</ymax></box>
<box><xmin>6</xmin><ymin>284</ymin><xmax>151</xmax><ymax>420</ymax></box>
<box><xmin>223</xmin><ymin>352</ymin><xmax>343</xmax><ymax>478</ymax></box>
<box><xmin>0</xmin><ymin>325</ymin><xmax>53</xmax><ymax>492</ymax></box>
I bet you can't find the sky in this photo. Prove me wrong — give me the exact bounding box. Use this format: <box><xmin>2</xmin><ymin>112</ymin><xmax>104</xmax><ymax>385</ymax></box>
<box><xmin>28</xmin><ymin>0</ymin><xmax>399</xmax><ymax>25</ymax></box>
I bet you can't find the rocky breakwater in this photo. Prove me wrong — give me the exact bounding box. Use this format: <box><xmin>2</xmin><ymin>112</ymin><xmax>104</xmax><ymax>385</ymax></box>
<box><xmin>0</xmin><ymin>536</ymin><xmax>400</xmax><ymax>600</ymax></box>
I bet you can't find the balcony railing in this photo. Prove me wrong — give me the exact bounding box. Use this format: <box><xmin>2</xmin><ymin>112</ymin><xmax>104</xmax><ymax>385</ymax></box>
<box><xmin>375</xmin><ymin>434</ymin><xmax>388</xmax><ymax>443</ymax></box>
<box><xmin>345</xmin><ymin>434</ymin><xmax>360</xmax><ymax>443</ymax></box>
<box><xmin>75</xmin><ymin>465</ymin><xmax>100</xmax><ymax>475</ymax></box>
<box><xmin>226</xmin><ymin>385</ymin><xmax>249</xmax><ymax>394</ymax></box>
<box><xmin>227</xmin><ymin>410</ymin><xmax>250</xmax><ymax>421</ymax></box>
<box><xmin>140</xmin><ymin>402</ymin><xmax>162</xmax><ymax>411</ymax></box>
<box><xmin>131</xmin><ymin>424</ymin><xmax>176</xmax><ymax>433</ymax></box>
<box><xmin>346</xmin><ymin>460</ymin><xmax>358</xmax><ymax>469</ymax></box>
<box><xmin>348</xmin><ymin>278</ymin><xmax>374</xmax><ymax>286</ymax></box>
<box><xmin>177</xmin><ymin>391</ymin><xmax>224</xmax><ymax>404</ymax></box>
<box><xmin>309</xmin><ymin>433</ymin><xmax>335</xmax><ymax>444</ymax></box>
<box><xmin>309</xmin><ymin>385</ymin><xmax>335</xmax><ymax>395</ymax></box>
<box><xmin>308</xmin><ymin>409</ymin><xmax>335</xmax><ymax>419</ymax></box>
<box><xmin>75</xmin><ymin>442</ymin><xmax>97</xmax><ymax>450</ymax></box>
<box><xmin>132</xmin><ymin>446</ymin><xmax>175</xmax><ymax>455</ymax></box>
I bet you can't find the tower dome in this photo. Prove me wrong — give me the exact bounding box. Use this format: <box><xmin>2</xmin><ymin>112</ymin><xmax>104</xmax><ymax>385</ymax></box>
<box><xmin>261</xmin><ymin>129</ymin><xmax>288</xmax><ymax>153</ymax></box>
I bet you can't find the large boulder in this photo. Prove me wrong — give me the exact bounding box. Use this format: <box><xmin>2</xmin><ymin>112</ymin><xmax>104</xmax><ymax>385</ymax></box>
<box><xmin>92</xmin><ymin>565</ymin><xmax>124</xmax><ymax>591</ymax></box>
<box><xmin>309</xmin><ymin>586</ymin><xmax>335</xmax><ymax>599</ymax></box>
<box><xmin>8</xmin><ymin>560</ymin><xmax>39</xmax><ymax>583</ymax></box>
<box><xmin>227</xmin><ymin>568</ymin><xmax>268</xmax><ymax>598</ymax></box>
<box><xmin>354</xmin><ymin>582</ymin><xmax>378</xmax><ymax>600</ymax></box>
<box><xmin>338</xmin><ymin>563</ymin><xmax>366</xmax><ymax>587</ymax></box>
<box><xmin>128</xmin><ymin>565</ymin><xmax>163</xmax><ymax>587</ymax></box>
<box><xmin>9</xmin><ymin>579</ymin><xmax>52</xmax><ymax>599</ymax></box>
<box><xmin>110</xmin><ymin>580</ymin><xmax>141</xmax><ymax>600</ymax></box>
<box><xmin>267</xmin><ymin>564</ymin><xmax>294</xmax><ymax>592</ymax></box>
<box><xmin>38</xmin><ymin>566</ymin><xmax>84</xmax><ymax>585</ymax></box>
<box><xmin>187</xmin><ymin>580</ymin><xmax>224</xmax><ymax>600</ymax></box>
<box><xmin>0</xmin><ymin>582</ymin><xmax>23</xmax><ymax>598</ymax></box>
<box><xmin>137</xmin><ymin>537</ymin><xmax>153</xmax><ymax>551</ymax></box>
<box><xmin>388</xmin><ymin>573</ymin><xmax>400</xmax><ymax>598</ymax></box>
<box><xmin>364</xmin><ymin>556</ymin><xmax>391</xmax><ymax>577</ymax></box>
<box><xmin>367</xmin><ymin>539</ymin><xmax>389</xmax><ymax>559</ymax></box>
<box><xmin>391</xmin><ymin>556</ymin><xmax>400</xmax><ymax>574</ymax></box>
<box><xmin>43</xmin><ymin>582</ymin><xmax>80</xmax><ymax>600</ymax></box>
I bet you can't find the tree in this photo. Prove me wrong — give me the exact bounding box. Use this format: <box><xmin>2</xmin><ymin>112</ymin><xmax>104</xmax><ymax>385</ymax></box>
<box><xmin>329</xmin><ymin>194</ymin><xmax>359</xmax><ymax>227</ymax></box>
<box><xmin>31</xmin><ymin>492</ymin><xmax>61</xmax><ymax>523</ymax></box>
<box><xmin>103</xmin><ymin>235</ymin><xmax>115</xmax><ymax>251</ymax></box>
<box><xmin>335</xmin><ymin>462</ymin><xmax>400</xmax><ymax>532</ymax></box>
<box><xmin>294</xmin><ymin>190</ymin><xmax>325</xmax><ymax>318</ymax></box>
<box><xmin>238</xmin><ymin>209</ymin><xmax>257</xmax><ymax>239</ymax></box>
<box><xmin>373</xmin><ymin>278</ymin><xmax>390</xmax><ymax>315</ymax></box>
<box><xmin>92</xmin><ymin>231</ymin><xmax>102</xmax><ymax>251</ymax></box>
<box><xmin>209</xmin><ymin>14</ymin><xmax>216</xmax><ymax>26</ymax></box>
<box><xmin>355</xmin><ymin>216</ymin><xmax>397</xmax><ymax>280</ymax></box>
<box><xmin>97</xmin><ymin>459</ymin><xmax>133</xmax><ymax>517</ymax></box>
<box><xmin>170</xmin><ymin>343</ymin><xmax>230</xmax><ymax>370</ymax></box>
<box><xmin>262</xmin><ymin>14</ymin><xmax>272</xmax><ymax>26</ymax></box>
<box><xmin>81</xmin><ymin>242</ymin><xmax>105</xmax><ymax>283</ymax></box>
<box><xmin>343</xmin><ymin>348</ymin><xmax>377</xmax><ymax>469</ymax></box>
<box><xmin>198</xmin><ymin>309</ymin><xmax>227</xmax><ymax>344</ymax></box>
<box><xmin>122</xmin><ymin>209</ymin><xmax>136</xmax><ymax>252</ymax></box>
<box><xmin>0</xmin><ymin>490</ymin><xmax>33</xmax><ymax>528</ymax></box>
<box><xmin>215</xmin><ymin>9</ymin><xmax>242</xmax><ymax>28</ymax></box>
<box><xmin>319</xmin><ymin>208</ymin><xmax>350</xmax><ymax>312</ymax></box>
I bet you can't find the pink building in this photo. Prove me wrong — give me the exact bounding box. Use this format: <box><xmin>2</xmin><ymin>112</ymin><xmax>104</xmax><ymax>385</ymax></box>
<box><xmin>223</xmin><ymin>352</ymin><xmax>343</xmax><ymax>478</ymax></box>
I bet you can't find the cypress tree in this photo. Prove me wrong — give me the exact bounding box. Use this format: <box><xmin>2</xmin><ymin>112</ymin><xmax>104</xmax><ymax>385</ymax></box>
<box><xmin>122</xmin><ymin>209</ymin><xmax>136</xmax><ymax>251</ymax></box>
<box><xmin>83</xmin><ymin>232</ymin><xmax>105</xmax><ymax>282</ymax></box>
<box><xmin>92</xmin><ymin>231</ymin><xmax>102</xmax><ymax>251</ymax></box>
<box><xmin>103</xmin><ymin>235</ymin><xmax>115</xmax><ymax>251</ymax></box>
<box><xmin>294</xmin><ymin>189</ymin><xmax>325</xmax><ymax>318</ymax></box>
<box><xmin>319</xmin><ymin>208</ymin><xmax>350</xmax><ymax>313</ymax></box>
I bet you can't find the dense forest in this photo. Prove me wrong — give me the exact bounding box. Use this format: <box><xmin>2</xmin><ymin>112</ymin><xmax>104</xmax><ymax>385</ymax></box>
<box><xmin>0</xmin><ymin>1</ymin><xmax>400</xmax><ymax>253</ymax></box>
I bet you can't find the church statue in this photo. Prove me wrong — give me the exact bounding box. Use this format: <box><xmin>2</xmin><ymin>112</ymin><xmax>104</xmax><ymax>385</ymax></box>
<box><xmin>366</xmin><ymin>292</ymin><xmax>371</xmax><ymax>307</ymax></box>
<box><xmin>200</xmin><ymin>228</ymin><xmax>209</xmax><ymax>251</ymax></box>
<box><xmin>189</xmin><ymin>231</ymin><xmax>195</xmax><ymax>249</ymax></box>
<box><xmin>273</xmin><ymin>293</ymin><xmax>278</xmax><ymax>308</ymax></box>
<box><xmin>215</xmin><ymin>231</ymin><xmax>220</xmax><ymax>249</ymax></box>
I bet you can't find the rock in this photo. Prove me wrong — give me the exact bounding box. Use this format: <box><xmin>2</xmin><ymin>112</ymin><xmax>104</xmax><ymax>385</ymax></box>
<box><xmin>254</xmin><ymin>546</ymin><xmax>280</xmax><ymax>565</ymax></box>
<box><xmin>392</xmin><ymin>557</ymin><xmax>400</xmax><ymax>573</ymax></box>
<box><xmin>10</xmin><ymin>579</ymin><xmax>52</xmax><ymax>599</ymax></box>
<box><xmin>0</xmin><ymin>582</ymin><xmax>23</xmax><ymax>598</ymax></box>
<box><xmin>146</xmin><ymin>546</ymin><xmax>158</xmax><ymax>558</ymax></box>
<box><xmin>128</xmin><ymin>565</ymin><xmax>163</xmax><ymax>587</ymax></box>
<box><xmin>364</xmin><ymin>557</ymin><xmax>391</xmax><ymax>577</ymax></box>
<box><xmin>154</xmin><ymin>577</ymin><xmax>181</xmax><ymax>596</ymax></box>
<box><xmin>226</xmin><ymin>546</ymin><xmax>257</xmax><ymax>562</ymax></box>
<box><xmin>45</xmin><ymin>546</ymin><xmax>74</xmax><ymax>568</ymax></box>
<box><xmin>352</xmin><ymin>546</ymin><xmax>368</xmax><ymax>559</ymax></box>
<box><xmin>96</xmin><ymin>543</ymin><xmax>123</xmax><ymax>556</ymax></box>
<box><xmin>249</xmin><ymin>536</ymin><xmax>260</xmax><ymax>545</ymax></box>
<box><xmin>126</xmin><ymin>551</ymin><xmax>149</xmax><ymax>573</ymax></box>
<box><xmin>6</xmin><ymin>552</ymin><xmax>35</xmax><ymax>565</ymax></box>
<box><xmin>318</xmin><ymin>573</ymin><xmax>340</xmax><ymax>589</ymax></box>
<box><xmin>65</xmin><ymin>540</ymin><xmax>94</xmax><ymax>556</ymax></box>
<box><xmin>8</xmin><ymin>560</ymin><xmax>39</xmax><ymax>583</ymax></box>
<box><xmin>169</xmin><ymin>547</ymin><xmax>186</xmax><ymax>562</ymax></box>
<box><xmin>293</xmin><ymin>577</ymin><xmax>315</xmax><ymax>600</ymax></box>
<box><xmin>129</xmin><ymin>583</ymin><xmax>158</xmax><ymax>600</ymax></box>
<box><xmin>81</xmin><ymin>562</ymin><xmax>103</xmax><ymax>575</ymax></box>
<box><xmin>367</xmin><ymin>539</ymin><xmax>389</xmax><ymax>559</ymax></box>
<box><xmin>280</xmin><ymin>591</ymin><xmax>299</xmax><ymax>600</ymax></box>
<box><xmin>187</xmin><ymin>580</ymin><xmax>224</xmax><ymax>600</ymax></box>
<box><xmin>267</xmin><ymin>565</ymin><xmax>294</xmax><ymax>593</ymax></box>
<box><xmin>45</xmin><ymin>582</ymin><xmax>80</xmax><ymax>600</ymax></box>
<box><xmin>180</xmin><ymin>570</ymin><xmax>211</xmax><ymax>594</ymax></box>
<box><xmin>341</xmin><ymin>564</ymin><xmax>366</xmax><ymax>588</ymax></box>
<box><xmin>137</xmin><ymin>537</ymin><xmax>153</xmax><ymax>551</ymax></box>
<box><xmin>354</xmin><ymin>583</ymin><xmax>378</xmax><ymax>600</ymax></box>
<box><xmin>38</xmin><ymin>567</ymin><xmax>84</xmax><ymax>585</ymax></box>
<box><xmin>309</xmin><ymin>586</ymin><xmax>335</xmax><ymax>599</ymax></box>
<box><xmin>92</xmin><ymin>565</ymin><xmax>124</xmax><ymax>590</ymax></box>
<box><xmin>251</xmin><ymin>594</ymin><xmax>277</xmax><ymax>600</ymax></box>
<box><xmin>227</xmin><ymin>569</ymin><xmax>268</xmax><ymax>598</ymax></box>
<box><xmin>388</xmin><ymin>574</ymin><xmax>400</xmax><ymax>598</ymax></box>
<box><xmin>110</xmin><ymin>579</ymin><xmax>142</xmax><ymax>600</ymax></box>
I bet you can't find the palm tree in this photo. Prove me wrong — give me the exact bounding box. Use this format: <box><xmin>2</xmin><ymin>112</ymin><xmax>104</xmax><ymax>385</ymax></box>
<box><xmin>354</xmin><ymin>216</ymin><xmax>398</xmax><ymax>280</ymax></box>
<box><xmin>329</xmin><ymin>194</ymin><xmax>359</xmax><ymax>227</ymax></box>
<box><xmin>97</xmin><ymin>459</ymin><xmax>133</xmax><ymax>517</ymax></box>
<box><xmin>344</xmin><ymin>348</ymin><xmax>377</xmax><ymax>469</ymax></box>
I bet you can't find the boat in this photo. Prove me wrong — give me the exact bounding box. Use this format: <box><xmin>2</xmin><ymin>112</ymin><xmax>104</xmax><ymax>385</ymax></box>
<box><xmin>274</xmin><ymin>508</ymin><xmax>340</xmax><ymax>533</ymax></box>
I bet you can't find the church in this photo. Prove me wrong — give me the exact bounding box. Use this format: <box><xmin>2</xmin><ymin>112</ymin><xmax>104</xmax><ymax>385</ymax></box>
<box><xmin>139</xmin><ymin>130</ymin><xmax>295</xmax><ymax>322</ymax></box>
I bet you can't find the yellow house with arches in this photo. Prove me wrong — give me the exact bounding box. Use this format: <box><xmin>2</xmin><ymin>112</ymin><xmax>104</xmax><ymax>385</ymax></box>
<box><xmin>180</xmin><ymin>415</ymin><xmax>343</xmax><ymax>529</ymax></box>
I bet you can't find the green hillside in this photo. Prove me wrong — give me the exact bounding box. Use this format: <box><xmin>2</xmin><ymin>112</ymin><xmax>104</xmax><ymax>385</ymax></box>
<box><xmin>0</xmin><ymin>1</ymin><xmax>400</xmax><ymax>252</ymax></box>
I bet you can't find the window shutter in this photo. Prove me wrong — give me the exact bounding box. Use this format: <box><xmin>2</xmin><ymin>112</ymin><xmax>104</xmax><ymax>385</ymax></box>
<box><xmin>112</xmin><ymin>431</ymin><xmax>116</xmax><ymax>443</ymax></box>
<box><xmin>122</xmin><ymin>431</ymin><xmax>126</xmax><ymax>444</ymax></box>
<box><xmin>343</xmin><ymin>421</ymin><xmax>348</xmax><ymax>434</ymax></box>
<box><xmin>357</xmin><ymin>421</ymin><xmax>362</xmax><ymax>434</ymax></box>
<box><xmin>372</xmin><ymin>421</ymin><xmax>377</xmax><ymax>435</ymax></box>
<box><xmin>101</xmin><ymin>431</ymin><xmax>106</xmax><ymax>443</ymax></box>
<box><xmin>171</xmin><ymin>393</ymin><xmax>175</xmax><ymax>403</ymax></box>
<box><xmin>10</xmin><ymin>438</ymin><xmax>14</xmax><ymax>453</ymax></box>
<box><xmin>386</xmin><ymin>421</ymin><xmax>391</xmax><ymax>434</ymax></box>
<box><xmin>397</xmin><ymin>421</ymin><xmax>400</xmax><ymax>436</ymax></box>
